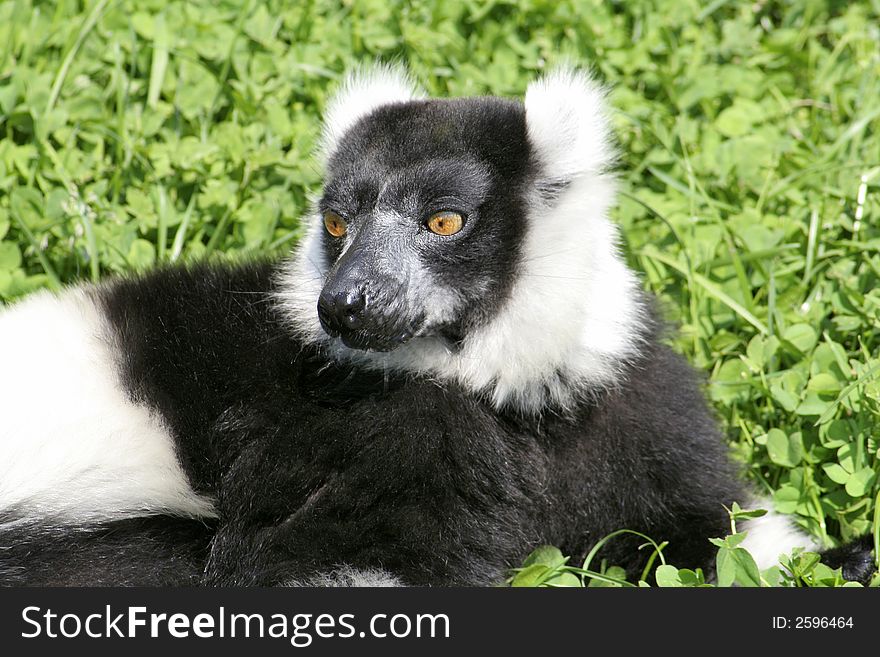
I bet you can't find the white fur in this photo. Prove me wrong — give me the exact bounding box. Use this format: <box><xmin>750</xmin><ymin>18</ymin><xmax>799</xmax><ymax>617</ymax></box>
<box><xmin>287</xmin><ymin>566</ymin><xmax>403</xmax><ymax>587</ymax></box>
<box><xmin>277</xmin><ymin>68</ymin><xmax>645</xmax><ymax>412</ymax></box>
<box><xmin>279</xmin><ymin>217</ymin><xmax>329</xmax><ymax>342</ymax></box>
<box><xmin>320</xmin><ymin>64</ymin><xmax>424</xmax><ymax>162</ymax></box>
<box><xmin>524</xmin><ymin>68</ymin><xmax>616</xmax><ymax>181</ymax></box>
<box><xmin>0</xmin><ymin>289</ymin><xmax>216</xmax><ymax>524</ymax></box>
<box><xmin>740</xmin><ymin>509</ymin><xmax>819</xmax><ymax>571</ymax></box>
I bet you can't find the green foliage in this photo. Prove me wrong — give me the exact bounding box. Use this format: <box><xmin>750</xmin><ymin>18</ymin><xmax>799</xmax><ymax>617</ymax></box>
<box><xmin>0</xmin><ymin>0</ymin><xmax>878</xmax><ymax>585</ymax></box>
<box><xmin>510</xmin><ymin>504</ymin><xmax>878</xmax><ymax>587</ymax></box>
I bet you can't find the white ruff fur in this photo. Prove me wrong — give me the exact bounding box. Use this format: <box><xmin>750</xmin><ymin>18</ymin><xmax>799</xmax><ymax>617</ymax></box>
<box><xmin>320</xmin><ymin>63</ymin><xmax>424</xmax><ymax>162</ymax></box>
<box><xmin>277</xmin><ymin>68</ymin><xmax>646</xmax><ymax>412</ymax></box>
<box><xmin>0</xmin><ymin>289</ymin><xmax>216</xmax><ymax>524</ymax></box>
<box><xmin>740</xmin><ymin>508</ymin><xmax>819</xmax><ymax>571</ymax></box>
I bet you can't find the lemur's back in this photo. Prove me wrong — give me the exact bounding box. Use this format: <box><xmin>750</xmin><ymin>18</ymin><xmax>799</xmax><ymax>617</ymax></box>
<box><xmin>0</xmin><ymin>259</ymin><xmax>733</xmax><ymax>585</ymax></box>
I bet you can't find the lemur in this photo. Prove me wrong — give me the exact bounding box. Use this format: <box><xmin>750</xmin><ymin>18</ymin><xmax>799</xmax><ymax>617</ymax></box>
<box><xmin>0</xmin><ymin>67</ymin><xmax>874</xmax><ymax>586</ymax></box>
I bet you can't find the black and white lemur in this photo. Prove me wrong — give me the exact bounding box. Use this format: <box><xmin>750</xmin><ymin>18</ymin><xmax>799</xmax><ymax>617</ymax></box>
<box><xmin>0</xmin><ymin>67</ymin><xmax>874</xmax><ymax>586</ymax></box>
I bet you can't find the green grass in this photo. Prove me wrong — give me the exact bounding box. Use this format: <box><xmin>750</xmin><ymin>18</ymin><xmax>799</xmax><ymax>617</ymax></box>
<box><xmin>0</xmin><ymin>0</ymin><xmax>878</xmax><ymax>586</ymax></box>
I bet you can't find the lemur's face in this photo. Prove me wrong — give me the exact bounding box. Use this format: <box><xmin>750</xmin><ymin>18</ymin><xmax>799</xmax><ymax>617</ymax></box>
<box><xmin>281</xmin><ymin>68</ymin><xmax>641</xmax><ymax>410</ymax></box>
<box><xmin>316</xmin><ymin>99</ymin><xmax>533</xmax><ymax>352</ymax></box>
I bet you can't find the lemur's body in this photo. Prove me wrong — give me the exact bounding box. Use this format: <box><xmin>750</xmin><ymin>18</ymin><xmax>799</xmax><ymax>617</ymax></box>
<box><xmin>0</xmin><ymin>68</ymin><xmax>872</xmax><ymax>585</ymax></box>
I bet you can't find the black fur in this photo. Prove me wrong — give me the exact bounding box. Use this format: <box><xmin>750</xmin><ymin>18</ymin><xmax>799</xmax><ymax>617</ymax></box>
<box><xmin>0</xmin><ymin>260</ymin><xmax>874</xmax><ymax>585</ymax></box>
<box><xmin>3</xmin><ymin>262</ymin><xmax>745</xmax><ymax>585</ymax></box>
<box><xmin>0</xmin><ymin>516</ymin><xmax>214</xmax><ymax>586</ymax></box>
<box><xmin>819</xmin><ymin>535</ymin><xmax>877</xmax><ymax>585</ymax></box>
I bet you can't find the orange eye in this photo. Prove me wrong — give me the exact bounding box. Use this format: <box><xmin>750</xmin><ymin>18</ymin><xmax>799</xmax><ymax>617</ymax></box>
<box><xmin>323</xmin><ymin>211</ymin><xmax>347</xmax><ymax>238</ymax></box>
<box><xmin>426</xmin><ymin>211</ymin><xmax>464</xmax><ymax>236</ymax></box>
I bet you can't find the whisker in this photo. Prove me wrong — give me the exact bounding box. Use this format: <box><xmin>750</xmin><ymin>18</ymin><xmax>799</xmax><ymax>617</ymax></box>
<box><xmin>519</xmin><ymin>248</ymin><xmax>588</xmax><ymax>263</ymax></box>
<box><xmin>519</xmin><ymin>273</ymin><xmax>597</xmax><ymax>281</ymax></box>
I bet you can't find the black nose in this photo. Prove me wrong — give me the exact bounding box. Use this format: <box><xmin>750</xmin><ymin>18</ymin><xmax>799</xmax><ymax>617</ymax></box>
<box><xmin>317</xmin><ymin>289</ymin><xmax>366</xmax><ymax>337</ymax></box>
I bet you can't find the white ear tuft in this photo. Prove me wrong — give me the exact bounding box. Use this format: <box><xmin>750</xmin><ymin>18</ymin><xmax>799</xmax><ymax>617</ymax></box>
<box><xmin>524</xmin><ymin>69</ymin><xmax>616</xmax><ymax>182</ymax></box>
<box><xmin>320</xmin><ymin>64</ymin><xmax>424</xmax><ymax>161</ymax></box>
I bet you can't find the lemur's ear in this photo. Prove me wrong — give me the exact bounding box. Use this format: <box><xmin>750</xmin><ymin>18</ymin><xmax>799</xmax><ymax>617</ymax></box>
<box><xmin>320</xmin><ymin>64</ymin><xmax>424</xmax><ymax>161</ymax></box>
<box><xmin>524</xmin><ymin>69</ymin><xmax>616</xmax><ymax>183</ymax></box>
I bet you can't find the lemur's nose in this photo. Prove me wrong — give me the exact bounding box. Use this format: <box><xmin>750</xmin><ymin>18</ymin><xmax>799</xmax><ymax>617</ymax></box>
<box><xmin>317</xmin><ymin>289</ymin><xmax>366</xmax><ymax>336</ymax></box>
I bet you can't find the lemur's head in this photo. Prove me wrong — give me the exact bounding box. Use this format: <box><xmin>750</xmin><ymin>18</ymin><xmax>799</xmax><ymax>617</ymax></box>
<box><xmin>279</xmin><ymin>66</ymin><xmax>647</xmax><ymax>412</ymax></box>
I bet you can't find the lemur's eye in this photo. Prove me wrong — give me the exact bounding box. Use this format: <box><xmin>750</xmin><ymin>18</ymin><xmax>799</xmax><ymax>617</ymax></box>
<box><xmin>426</xmin><ymin>211</ymin><xmax>464</xmax><ymax>236</ymax></box>
<box><xmin>323</xmin><ymin>211</ymin><xmax>347</xmax><ymax>238</ymax></box>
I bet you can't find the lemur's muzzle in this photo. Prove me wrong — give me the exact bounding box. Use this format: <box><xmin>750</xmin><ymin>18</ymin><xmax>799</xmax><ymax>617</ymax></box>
<box><xmin>317</xmin><ymin>289</ymin><xmax>365</xmax><ymax>336</ymax></box>
<box><xmin>317</xmin><ymin>286</ymin><xmax>414</xmax><ymax>352</ymax></box>
<box><xmin>317</xmin><ymin>241</ymin><xmax>416</xmax><ymax>352</ymax></box>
